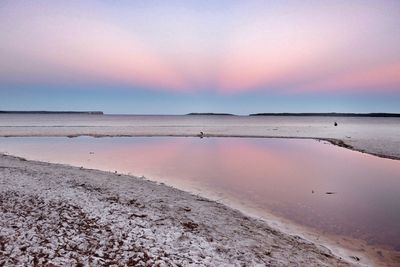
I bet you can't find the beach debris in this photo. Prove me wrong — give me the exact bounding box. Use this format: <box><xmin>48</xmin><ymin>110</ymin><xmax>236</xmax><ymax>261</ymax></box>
<box><xmin>321</xmin><ymin>252</ymin><xmax>333</xmax><ymax>258</ymax></box>
<box><xmin>196</xmin><ymin>197</ymin><xmax>212</xmax><ymax>202</ymax></box>
<box><xmin>72</xmin><ymin>182</ymin><xmax>102</xmax><ymax>192</ymax></box>
<box><xmin>128</xmin><ymin>199</ymin><xmax>137</xmax><ymax>205</ymax></box>
<box><xmin>105</xmin><ymin>196</ymin><xmax>121</xmax><ymax>205</ymax></box>
<box><xmin>129</xmin><ymin>213</ymin><xmax>148</xmax><ymax>218</ymax></box>
<box><xmin>325</xmin><ymin>192</ymin><xmax>336</xmax><ymax>195</ymax></box>
<box><xmin>181</xmin><ymin>206</ymin><xmax>191</xmax><ymax>212</ymax></box>
<box><xmin>181</xmin><ymin>221</ymin><xmax>199</xmax><ymax>231</ymax></box>
<box><xmin>350</xmin><ymin>255</ymin><xmax>360</xmax><ymax>261</ymax></box>
<box><xmin>128</xmin><ymin>199</ymin><xmax>145</xmax><ymax>208</ymax></box>
<box><xmin>334</xmin><ymin>122</ymin><xmax>338</xmax><ymax>126</ymax></box>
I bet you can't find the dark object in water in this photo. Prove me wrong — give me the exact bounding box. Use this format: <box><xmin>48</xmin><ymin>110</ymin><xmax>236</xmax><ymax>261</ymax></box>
<box><xmin>199</xmin><ymin>131</ymin><xmax>204</xmax><ymax>138</ymax></box>
<box><xmin>325</xmin><ymin>192</ymin><xmax>336</xmax><ymax>194</ymax></box>
<box><xmin>334</xmin><ymin>122</ymin><xmax>338</xmax><ymax>126</ymax></box>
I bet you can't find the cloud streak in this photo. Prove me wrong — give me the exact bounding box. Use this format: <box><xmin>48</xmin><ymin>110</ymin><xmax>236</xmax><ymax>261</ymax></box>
<box><xmin>0</xmin><ymin>0</ymin><xmax>399</xmax><ymax>94</ymax></box>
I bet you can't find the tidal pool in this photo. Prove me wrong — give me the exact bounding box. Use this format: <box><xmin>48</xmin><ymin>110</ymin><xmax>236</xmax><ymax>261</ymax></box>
<box><xmin>1</xmin><ymin>137</ymin><xmax>399</xmax><ymax>260</ymax></box>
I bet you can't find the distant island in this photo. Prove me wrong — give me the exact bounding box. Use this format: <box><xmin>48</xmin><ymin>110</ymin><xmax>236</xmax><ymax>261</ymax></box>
<box><xmin>186</xmin><ymin>113</ymin><xmax>236</xmax><ymax>116</ymax></box>
<box><xmin>249</xmin><ymin>113</ymin><xmax>400</xmax><ymax>117</ymax></box>
<box><xmin>0</xmin><ymin>111</ymin><xmax>104</xmax><ymax>115</ymax></box>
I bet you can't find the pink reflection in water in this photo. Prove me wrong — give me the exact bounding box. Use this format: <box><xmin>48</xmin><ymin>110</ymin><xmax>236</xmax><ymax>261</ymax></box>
<box><xmin>1</xmin><ymin>137</ymin><xmax>400</xmax><ymax>251</ymax></box>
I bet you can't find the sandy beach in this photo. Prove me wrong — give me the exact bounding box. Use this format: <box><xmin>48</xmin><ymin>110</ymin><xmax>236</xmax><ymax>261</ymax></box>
<box><xmin>1</xmin><ymin>115</ymin><xmax>399</xmax><ymax>266</ymax></box>
<box><xmin>0</xmin><ymin>153</ymin><xmax>369</xmax><ymax>266</ymax></box>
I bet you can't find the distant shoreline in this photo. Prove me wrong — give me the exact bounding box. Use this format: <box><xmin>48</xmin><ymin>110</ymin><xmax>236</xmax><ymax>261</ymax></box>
<box><xmin>186</xmin><ymin>112</ymin><xmax>236</xmax><ymax>116</ymax></box>
<box><xmin>249</xmin><ymin>112</ymin><xmax>400</xmax><ymax>117</ymax></box>
<box><xmin>1</xmin><ymin>111</ymin><xmax>400</xmax><ymax>117</ymax></box>
<box><xmin>0</xmin><ymin>111</ymin><xmax>104</xmax><ymax>115</ymax></box>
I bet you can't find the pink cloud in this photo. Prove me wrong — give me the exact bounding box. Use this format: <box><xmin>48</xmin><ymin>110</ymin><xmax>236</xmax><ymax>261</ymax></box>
<box><xmin>297</xmin><ymin>63</ymin><xmax>400</xmax><ymax>92</ymax></box>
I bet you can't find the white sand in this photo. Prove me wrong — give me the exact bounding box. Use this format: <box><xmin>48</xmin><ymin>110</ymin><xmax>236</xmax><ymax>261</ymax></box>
<box><xmin>0</xmin><ymin>154</ymin><xmax>366</xmax><ymax>267</ymax></box>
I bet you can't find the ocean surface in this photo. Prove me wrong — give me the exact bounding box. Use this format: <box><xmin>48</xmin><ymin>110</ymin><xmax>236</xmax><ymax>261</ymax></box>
<box><xmin>1</xmin><ymin>114</ymin><xmax>400</xmax><ymax>159</ymax></box>
<box><xmin>1</xmin><ymin>113</ymin><xmax>399</xmax><ymax>128</ymax></box>
<box><xmin>1</xmin><ymin>136</ymin><xmax>400</xmax><ymax>257</ymax></box>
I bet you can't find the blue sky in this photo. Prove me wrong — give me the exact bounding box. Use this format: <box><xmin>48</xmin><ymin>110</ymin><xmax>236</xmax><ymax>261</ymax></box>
<box><xmin>1</xmin><ymin>85</ymin><xmax>399</xmax><ymax>114</ymax></box>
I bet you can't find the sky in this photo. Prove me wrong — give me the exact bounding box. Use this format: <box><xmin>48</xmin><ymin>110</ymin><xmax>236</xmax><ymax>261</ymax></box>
<box><xmin>0</xmin><ymin>0</ymin><xmax>399</xmax><ymax>114</ymax></box>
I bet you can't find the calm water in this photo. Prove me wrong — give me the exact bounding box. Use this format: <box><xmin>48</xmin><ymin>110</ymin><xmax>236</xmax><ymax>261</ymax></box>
<box><xmin>1</xmin><ymin>137</ymin><xmax>400</xmax><ymax>253</ymax></box>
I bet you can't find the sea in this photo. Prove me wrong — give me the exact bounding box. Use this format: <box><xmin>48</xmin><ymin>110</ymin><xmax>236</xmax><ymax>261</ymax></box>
<box><xmin>1</xmin><ymin>113</ymin><xmax>400</xmax><ymax>262</ymax></box>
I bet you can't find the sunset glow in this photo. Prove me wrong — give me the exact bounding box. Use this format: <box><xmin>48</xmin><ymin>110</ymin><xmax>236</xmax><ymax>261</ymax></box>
<box><xmin>1</xmin><ymin>0</ymin><xmax>399</xmax><ymax>113</ymax></box>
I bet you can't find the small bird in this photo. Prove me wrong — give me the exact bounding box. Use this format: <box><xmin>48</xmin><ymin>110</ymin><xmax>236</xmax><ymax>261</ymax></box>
<box><xmin>199</xmin><ymin>131</ymin><xmax>204</xmax><ymax>138</ymax></box>
<box><xmin>334</xmin><ymin>122</ymin><xmax>338</xmax><ymax>126</ymax></box>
